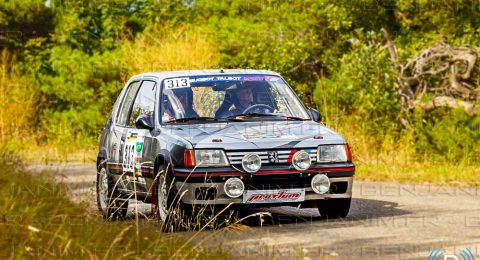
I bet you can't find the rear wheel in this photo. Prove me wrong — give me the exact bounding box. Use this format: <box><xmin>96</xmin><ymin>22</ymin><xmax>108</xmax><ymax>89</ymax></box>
<box><xmin>96</xmin><ymin>166</ymin><xmax>129</xmax><ymax>220</ymax></box>
<box><xmin>317</xmin><ymin>198</ymin><xmax>351</xmax><ymax>219</ymax></box>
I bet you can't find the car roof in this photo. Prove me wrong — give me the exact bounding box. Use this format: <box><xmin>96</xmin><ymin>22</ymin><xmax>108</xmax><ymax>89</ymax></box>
<box><xmin>129</xmin><ymin>69</ymin><xmax>281</xmax><ymax>81</ymax></box>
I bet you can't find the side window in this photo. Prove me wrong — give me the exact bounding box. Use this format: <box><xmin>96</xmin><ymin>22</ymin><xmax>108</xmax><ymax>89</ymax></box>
<box><xmin>116</xmin><ymin>81</ymin><xmax>141</xmax><ymax>126</ymax></box>
<box><xmin>127</xmin><ymin>80</ymin><xmax>156</xmax><ymax>127</ymax></box>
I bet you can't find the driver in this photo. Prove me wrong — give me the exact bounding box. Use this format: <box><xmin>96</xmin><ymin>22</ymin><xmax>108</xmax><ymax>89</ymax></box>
<box><xmin>215</xmin><ymin>84</ymin><xmax>254</xmax><ymax>118</ymax></box>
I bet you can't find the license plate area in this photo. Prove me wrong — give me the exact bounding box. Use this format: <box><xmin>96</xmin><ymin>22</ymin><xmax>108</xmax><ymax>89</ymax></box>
<box><xmin>243</xmin><ymin>189</ymin><xmax>305</xmax><ymax>204</ymax></box>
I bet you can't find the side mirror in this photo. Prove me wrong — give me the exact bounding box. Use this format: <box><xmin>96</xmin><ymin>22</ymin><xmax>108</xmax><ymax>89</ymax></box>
<box><xmin>135</xmin><ymin>114</ymin><xmax>154</xmax><ymax>130</ymax></box>
<box><xmin>308</xmin><ymin>108</ymin><xmax>322</xmax><ymax>122</ymax></box>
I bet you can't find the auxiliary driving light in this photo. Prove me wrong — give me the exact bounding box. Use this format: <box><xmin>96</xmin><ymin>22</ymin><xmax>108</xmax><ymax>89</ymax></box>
<box><xmin>224</xmin><ymin>177</ymin><xmax>244</xmax><ymax>198</ymax></box>
<box><xmin>311</xmin><ymin>174</ymin><xmax>330</xmax><ymax>194</ymax></box>
<box><xmin>292</xmin><ymin>150</ymin><xmax>312</xmax><ymax>171</ymax></box>
<box><xmin>242</xmin><ymin>153</ymin><xmax>262</xmax><ymax>173</ymax></box>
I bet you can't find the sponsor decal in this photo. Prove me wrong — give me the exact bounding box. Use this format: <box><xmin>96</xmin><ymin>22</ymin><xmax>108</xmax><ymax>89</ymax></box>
<box><xmin>215</xmin><ymin>76</ymin><xmax>242</xmax><ymax>81</ymax></box>
<box><xmin>188</xmin><ymin>75</ymin><xmax>279</xmax><ymax>84</ymax></box>
<box><xmin>243</xmin><ymin>76</ymin><xmax>264</xmax><ymax>81</ymax></box>
<box><xmin>122</xmin><ymin>130</ymin><xmax>146</xmax><ymax>184</ymax></box>
<box><xmin>189</xmin><ymin>76</ymin><xmax>215</xmax><ymax>83</ymax></box>
<box><xmin>243</xmin><ymin>189</ymin><xmax>305</xmax><ymax>204</ymax></box>
<box><xmin>189</xmin><ymin>76</ymin><xmax>241</xmax><ymax>83</ymax></box>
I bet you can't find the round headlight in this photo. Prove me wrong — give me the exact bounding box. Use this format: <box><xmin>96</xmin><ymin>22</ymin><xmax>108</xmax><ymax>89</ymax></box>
<box><xmin>242</xmin><ymin>153</ymin><xmax>262</xmax><ymax>173</ymax></box>
<box><xmin>292</xmin><ymin>150</ymin><xmax>311</xmax><ymax>171</ymax></box>
<box><xmin>224</xmin><ymin>177</ymin><xmax>244</xmax><ymax>198</ymax></box>
<box><xmin>311</xmin><ymin>174</ymin><xmax>330</xmax><ymax>194</ymax></box>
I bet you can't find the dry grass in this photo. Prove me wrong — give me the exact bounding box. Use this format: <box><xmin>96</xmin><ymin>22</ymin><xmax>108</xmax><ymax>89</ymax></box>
<box><xmin>328</xmin><ymin>117</ymin><xmax>480</xmax><ymax>186</ymax></box>
<box><xmin>0</xmin><ymin>49</ymin><xmax>36</xmax><ymax>144</ymax></box>
<box><xmin>356</xmin><ymin>163</ymin><xmax>480</xmax><ymax>186</ymax></box>
<box><xmin>18</xmin><ymin>145</ymin><xmax>97</xmax><ymax>163</ymax></box>
<box><xmin>119</xmin><ymin>26</ymin><xmax>220</xmax><ymax>81</ymax></box>
<box><xmin>0</xmin><ymin>157</ymin><xmax>230</xmax><ymax>259</ymax></box>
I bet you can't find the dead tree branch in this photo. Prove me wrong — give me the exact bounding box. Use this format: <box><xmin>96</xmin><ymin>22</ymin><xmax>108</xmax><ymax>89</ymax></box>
<box><xmin>379</xmin><ymin>36</ymin><xmax>480</xmax><ymax>116</ymax></box>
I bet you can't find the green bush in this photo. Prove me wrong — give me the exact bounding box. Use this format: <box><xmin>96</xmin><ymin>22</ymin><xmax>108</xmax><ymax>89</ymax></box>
<box><xmin>412</xmin><ymin>108</ymin><xmax>480</xmax><ymax>164</ymax></box>
<box><xmin>313</xmin><ymin>31</ymin><xmax>401</xmax><ymax>134</ymax></box>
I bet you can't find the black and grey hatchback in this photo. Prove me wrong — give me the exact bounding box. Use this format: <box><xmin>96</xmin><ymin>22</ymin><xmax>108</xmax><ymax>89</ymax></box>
<box><xmin>96</xmin><ymin>69</ymin><xmax>355</xmax><ymax>229</ymax></box>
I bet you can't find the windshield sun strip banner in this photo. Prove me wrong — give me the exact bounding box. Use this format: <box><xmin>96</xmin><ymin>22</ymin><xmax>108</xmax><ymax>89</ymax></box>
<box><xmin>186</xmin><ymin>75</ymin><xmax>285</xmax><ymax>84</ymax></box>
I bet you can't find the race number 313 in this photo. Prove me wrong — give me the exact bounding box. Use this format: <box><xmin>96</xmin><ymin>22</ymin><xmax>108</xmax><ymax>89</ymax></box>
<box><xmin>164</xmin><ymin>78</ymin><xmax>190</xmax><ymax>89</ymax></box>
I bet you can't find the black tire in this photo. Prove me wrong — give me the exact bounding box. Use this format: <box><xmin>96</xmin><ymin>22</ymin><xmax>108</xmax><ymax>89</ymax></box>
<box><xmin>96</xmin><ymin>165</ymin><xmax>129</xmax><ymax>220</ymax></box>
<box><xmin>317</xmin><ymin>198</ymin><xmax>351</xmax><ymax>219</ymax></box>
<box><xmin>153</xmin><ymin>164</ymin><xmax>186</xmax><ymax>232</ymax></box>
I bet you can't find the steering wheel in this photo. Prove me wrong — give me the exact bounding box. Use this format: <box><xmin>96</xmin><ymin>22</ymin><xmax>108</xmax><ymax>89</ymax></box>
<box><xmin>242</xmin><ymin>104</ymin><xmax>274</xmax><ymax>114</ymax></box>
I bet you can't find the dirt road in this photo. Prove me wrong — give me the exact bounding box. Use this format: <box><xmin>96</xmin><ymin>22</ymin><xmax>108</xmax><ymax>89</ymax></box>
<box><xmin>33</xmin><ymin>163</ymin><xmax>480</xmax><ymax>259</ymax></box>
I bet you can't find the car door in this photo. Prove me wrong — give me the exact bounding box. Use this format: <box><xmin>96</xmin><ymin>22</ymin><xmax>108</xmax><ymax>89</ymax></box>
<box><xmin>110</xmin><ymin>80</ymin><xmax>141</xmax><ymax>190</ymax></box>
<box><xmin>120</xmin><ymin>79</ymin><xmax>157</xmax><ymax>194</ymax></box>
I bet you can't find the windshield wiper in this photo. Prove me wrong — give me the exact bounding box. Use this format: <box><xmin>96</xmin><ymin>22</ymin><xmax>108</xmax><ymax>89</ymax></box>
<box><xmin>283</xmin><ymin>116</ymin><xmax>305</xmax><ymax>121</ymax></box>
<box><xmin>226</xmin><ymin>113</ymin><xmax>275</xmax><ymax>119</ymax></box>
<box><xmin>226</xmin><ymin>113</ymin><xmax>306</xmax><ymax>121</ymax></box>
<box><xmin>165</xmin><ymin>117</ymin><xmax>217</xmax><ymax>123</ymax></box>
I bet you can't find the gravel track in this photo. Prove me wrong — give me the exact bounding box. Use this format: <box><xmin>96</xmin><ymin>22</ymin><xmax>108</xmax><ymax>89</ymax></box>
<box><xmin>32</xmin><ymin>163</ymin><xmax>480</xmax><ymax>259</ymax></box>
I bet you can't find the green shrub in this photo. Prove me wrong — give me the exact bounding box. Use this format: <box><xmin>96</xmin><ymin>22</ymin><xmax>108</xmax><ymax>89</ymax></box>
<box><xmin>313</xmin><ymin>31</ymin><xmax>401</xmax><ymax>135</ymax></box>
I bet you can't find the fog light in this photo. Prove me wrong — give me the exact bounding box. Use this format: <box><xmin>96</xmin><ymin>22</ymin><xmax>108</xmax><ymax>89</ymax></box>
<box><xmin>242</xmin><ymin>153</ymin><xmax>262</xmax><ymax>173</ymax></box>
<box><xmin>292</xmin><ymin>150</ymin><xmax>311</xmax><ymax>171</ymax></box>
<box><xmin>224</xmin><ymin>177</ymin><xmax>244</xmax><ymax>198</ymax></box>
<box><xmin>311</xmin><ymin>174</ymin><xmax>330</xmax><ymax>194</ymax></box>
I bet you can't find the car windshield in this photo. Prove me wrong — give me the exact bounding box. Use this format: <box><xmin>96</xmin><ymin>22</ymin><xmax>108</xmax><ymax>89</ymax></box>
<box><xmin>160</xmin><ymin>74</ymin><xmax>310</xmax><ymax>123</ymax></box>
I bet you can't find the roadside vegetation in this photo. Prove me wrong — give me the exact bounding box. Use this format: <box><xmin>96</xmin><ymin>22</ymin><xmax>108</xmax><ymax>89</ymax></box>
<box><xmin>0</xmin><ymin>153</ymin><xmax>230</xmax><ymax>258</ymax></box>
<box><xmin>1</xmin><ymin>0</ymin><xmax>479</xmax><ymax>185</ymax></box>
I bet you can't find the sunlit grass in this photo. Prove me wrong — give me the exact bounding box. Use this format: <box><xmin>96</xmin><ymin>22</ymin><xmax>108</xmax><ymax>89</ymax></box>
<box><xmin>356</xmin><ymin>163</ymin><xmax>480</xmax><ymax>187</ymax></box>
<box><xmin>17</xmin><ymin>141</ymin><xmax>97</xmax><ymax>163</ymax></box>
<box><xmin>330</xmin><ymin>116</ymin><xmax>480</xmax><ymax>186</ymax></box>
<box><xmin>119</xmin><ymin>25</ymin><xmax>220</xmax><ymax>81</ymax></box>
<box><xmin>0</xmin><ymin>156</ymin><xmax>229</xmax><ymax>259</ymax></box>
<box><xmin>0</xmin><ymin>49</ymin><xmax>37</xmax><ymax>144</ymax></box>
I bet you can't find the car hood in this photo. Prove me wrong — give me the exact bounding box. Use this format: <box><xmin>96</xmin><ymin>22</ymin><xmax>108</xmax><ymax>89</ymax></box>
<box><xmin>162</xmin><ymin>121</ymin><xmax>346</xmax><ymax>150</ymax></box>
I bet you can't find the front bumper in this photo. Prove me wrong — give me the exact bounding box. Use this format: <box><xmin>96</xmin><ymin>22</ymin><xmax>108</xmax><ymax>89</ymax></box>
<box><xmin>175</xmin><ymin>176</ymin><xmax>353</xmax><ymax>205</ymax></box>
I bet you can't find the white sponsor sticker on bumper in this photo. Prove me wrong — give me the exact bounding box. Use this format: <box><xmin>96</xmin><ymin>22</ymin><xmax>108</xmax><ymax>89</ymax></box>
<box><xmin>243</xmin><ymin>189</ymin><xmax>305</xmax><ymax>204</ymax></box>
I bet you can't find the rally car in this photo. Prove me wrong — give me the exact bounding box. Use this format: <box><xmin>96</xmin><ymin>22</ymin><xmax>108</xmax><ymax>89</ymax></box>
<box><xmin>96</xmin><ymin>69</ymin><xmax>355</xmax><ymax>228</ymax></box>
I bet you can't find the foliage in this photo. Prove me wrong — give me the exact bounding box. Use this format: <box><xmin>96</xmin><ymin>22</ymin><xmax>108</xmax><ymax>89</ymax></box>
<box><xmin>0</xmin><ymin>0</ymin><xmax>54</xmax><ymax>50</ymax></box>
<box><xmin>313</xmin><ymin>31</ymin><xmax>401</xmax><ymax>133</ymax></box>
<box><xmin>0</xmin><ymin>50</ymin><xmax>37</xmax><ymax>144</ymax></box>
<box><xmin>1</xmin><ymin>0</ymin><xmax>480</xmax><ymax>164</ymax></box>
<box><xmin>412</xmin><ymin>108</ymin><xmax>480</xmax><ymax>164</ymax></box>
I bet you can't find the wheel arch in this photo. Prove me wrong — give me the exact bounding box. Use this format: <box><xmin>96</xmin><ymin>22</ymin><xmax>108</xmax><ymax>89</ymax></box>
<box><xmin>153</xmin><ymin>149</ymin><xmax>174</xmax><ymax>178</ymax></box>
<box><xmin>96</xmin><ymin>148</ymin><xmax>108</xmax><ymax>170</ymax></box>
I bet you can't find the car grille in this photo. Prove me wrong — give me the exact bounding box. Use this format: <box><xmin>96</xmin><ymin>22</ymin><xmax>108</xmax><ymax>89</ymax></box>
<box><xmin>244</xmin><ymin>175</ymin><xmax>312</xmax><ymax>190</ymax></box>
<box><xmin>226</xmin><ymin>149</ymin><xmax>317</xmax><ymax>165</ymax></box>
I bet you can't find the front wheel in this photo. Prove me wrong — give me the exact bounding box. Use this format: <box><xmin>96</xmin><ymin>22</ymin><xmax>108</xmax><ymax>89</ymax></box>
<box><xmin>317</xmin><ymin>198</ymin><xmax>351</xmax><ymax>219</ymax></box>
<box><xmin>96</xmin><ymin>166</ymin><xmax>129</xmax><ymax>220</ymax></box>
<box><xmin>153</xmin><ymin>165</ymin><xmax>186</xmax><ymax>232</ymax></box>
